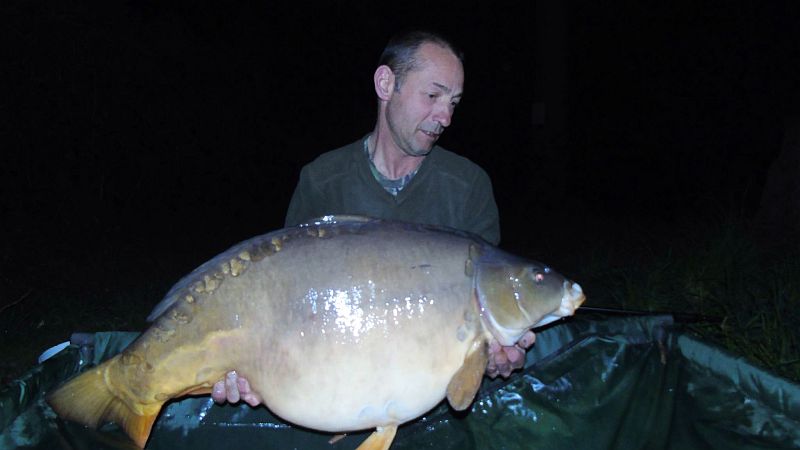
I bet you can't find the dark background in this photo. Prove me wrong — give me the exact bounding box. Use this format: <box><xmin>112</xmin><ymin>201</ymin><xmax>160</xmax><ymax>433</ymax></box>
<box><xmin>2</xmin><ymin>0</ymin><xmax>799</xmax><ymax>366</ymax></box>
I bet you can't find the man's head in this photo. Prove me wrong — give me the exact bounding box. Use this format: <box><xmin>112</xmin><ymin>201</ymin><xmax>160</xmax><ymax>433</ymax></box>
<box><xmin>377</xmin><ymin>30</ymin><xmax>464</xmax><ymax>92</ymax></box>
<box><xmin>374</xmin><ymin>30</ymin><xmax>464</xmax><ymax>157</ymax></box>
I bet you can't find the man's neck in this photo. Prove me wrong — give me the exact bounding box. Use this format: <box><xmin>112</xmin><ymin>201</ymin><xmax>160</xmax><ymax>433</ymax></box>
<box><xmin>368</xmin><ymin>130</ymin><xmax>426</xmax><ymax>180</ymax></box>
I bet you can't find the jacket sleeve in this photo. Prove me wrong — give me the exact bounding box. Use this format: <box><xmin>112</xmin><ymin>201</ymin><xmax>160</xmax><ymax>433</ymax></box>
<box><xmin>284</xmin><ymin>165</ymin><xmax>324</xmax><ymax>227</ymax></box>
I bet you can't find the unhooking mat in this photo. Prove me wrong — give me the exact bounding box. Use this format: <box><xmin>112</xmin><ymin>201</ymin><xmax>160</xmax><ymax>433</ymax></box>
<box><xmin>2</xmin><ymin>315</ymin><xmax>799</xmax><ymax>449</ymax></box>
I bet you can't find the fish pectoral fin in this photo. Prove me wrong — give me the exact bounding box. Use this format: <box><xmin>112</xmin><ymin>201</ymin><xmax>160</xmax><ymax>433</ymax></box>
<box><xmin>356</xmin><ymin>425</ymin><xmax>398</xmax><ymax>450</ymax></box>
<box><xmin>446</xmin><ymin>338</ymin><xmax>488</xmax><ymax>411</ymax></box>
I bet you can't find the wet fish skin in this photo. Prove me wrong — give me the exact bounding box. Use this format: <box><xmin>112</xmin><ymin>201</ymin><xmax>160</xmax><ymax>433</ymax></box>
<box><xmin>47</xmin><ymin>216</ymin><xmax>585</xmax><ymax>449</ymax></box>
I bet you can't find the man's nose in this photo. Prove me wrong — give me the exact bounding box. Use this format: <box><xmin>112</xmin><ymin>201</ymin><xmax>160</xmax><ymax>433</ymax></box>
<box><xmin>433</xmin><ymin>103</ymin><xmax>454</xmax><ymax>128</ymax></box>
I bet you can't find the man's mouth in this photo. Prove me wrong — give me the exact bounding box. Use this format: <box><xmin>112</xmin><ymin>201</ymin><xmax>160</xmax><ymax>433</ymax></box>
<box><xmin>421</xmin><ymin>130</ymin><xmax>441</xmax><ymax>138</ymax></box>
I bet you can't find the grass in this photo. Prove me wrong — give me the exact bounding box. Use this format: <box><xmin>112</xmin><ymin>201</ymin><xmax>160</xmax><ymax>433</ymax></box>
<box><xmin>575</xmin><ymin>215</ymin><xmax>800</xmax><ymax>382</ymax></box>
<box><xmin>0</xmin><ymin>237</ymin><xmax>182</xmax><ymax>385</ymax></box>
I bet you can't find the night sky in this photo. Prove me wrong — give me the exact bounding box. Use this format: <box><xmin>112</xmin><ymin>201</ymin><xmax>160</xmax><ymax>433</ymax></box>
<box><xmin>3</xmin><ymin>1</ymin><xmax>799</xmax><ymax>311</ymax></box>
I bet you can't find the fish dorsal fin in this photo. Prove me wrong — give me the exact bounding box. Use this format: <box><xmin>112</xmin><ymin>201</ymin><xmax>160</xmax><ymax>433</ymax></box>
<box><xmin>446</xmin><ymin>337</ymin><xmax>489</xmax><ymax>411</ymax></box>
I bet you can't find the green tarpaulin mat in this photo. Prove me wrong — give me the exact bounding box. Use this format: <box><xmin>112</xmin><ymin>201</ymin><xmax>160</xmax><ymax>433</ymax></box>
<box><xmin>2</xmin><ymin>315</ymin><xmax>799</xmax><ymax>449</ymax></box>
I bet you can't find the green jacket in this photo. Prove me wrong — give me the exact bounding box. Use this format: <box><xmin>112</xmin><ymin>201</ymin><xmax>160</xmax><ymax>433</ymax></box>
<box><xmin>285</xmin><ymin>137</ymin><xmax>500</xmax><ymax>245</ymax></box>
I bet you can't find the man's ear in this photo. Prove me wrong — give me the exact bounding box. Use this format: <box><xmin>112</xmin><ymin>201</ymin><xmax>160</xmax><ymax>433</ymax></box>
<box><xmin>374</xmin><ymin>65</ymin><xmax>395</xmax><ymax>101</ymax></box>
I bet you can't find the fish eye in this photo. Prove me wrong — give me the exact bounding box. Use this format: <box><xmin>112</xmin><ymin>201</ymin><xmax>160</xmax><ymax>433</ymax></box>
<box><xmin>525</xmin><ymin>267</ymin><xmax>545</xmax><ymax>284</ymax></box>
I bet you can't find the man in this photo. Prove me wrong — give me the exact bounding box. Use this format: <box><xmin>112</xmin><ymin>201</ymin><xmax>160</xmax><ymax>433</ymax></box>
<box><xmin>285</xmin><ymin>29</ymin><xmax>500</xmax><ymax>245</ymax></box>
<box><xmin>212</xmin><ymin>30</ymin><xmax>534</xmax><ymax>406</ymax></box>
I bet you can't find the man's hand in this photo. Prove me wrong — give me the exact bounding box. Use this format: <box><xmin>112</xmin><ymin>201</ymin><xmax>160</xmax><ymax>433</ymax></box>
<box><xmin>211</xmin><ymin>371</ymin><xmax>263</xmax><ymax>407</ymax></box>
<box><xmin>485</xmin><ymin>330</ymin><xmax>535</xmax><ymax>378</ymax></box>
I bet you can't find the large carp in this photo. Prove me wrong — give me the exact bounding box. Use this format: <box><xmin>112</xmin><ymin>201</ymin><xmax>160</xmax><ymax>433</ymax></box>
<box><xmin>47</xmin><ymin>216</ymin><xmax>585</xmax><ymax>449</ymax></box>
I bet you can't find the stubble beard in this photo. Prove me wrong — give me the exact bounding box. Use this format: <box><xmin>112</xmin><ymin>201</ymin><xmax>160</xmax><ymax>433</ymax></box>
<box><xmin>401</xmin><ymin>140</ymin><xmax>434</xmax><ymax>157</ymax></box>
<box><xmin>387</xmin><ymin>120</ymin><xmax>435</xmax><ymax>158</ymax></box>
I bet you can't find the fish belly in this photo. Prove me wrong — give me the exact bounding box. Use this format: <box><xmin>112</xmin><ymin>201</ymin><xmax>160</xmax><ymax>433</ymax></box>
<box><xmin>141</xmin><ymin>223</ymin><xmax>484</xmax><ymax>432</ymax></box>
<box><xmin>255</xmin><ymin>311</ymin><xmax>480</xmax><ymax>432</ymax></box>
<box><xmin>237</xmin><ymin>232</ymin><xmax>480</xmax><ymax>431</ymax></box>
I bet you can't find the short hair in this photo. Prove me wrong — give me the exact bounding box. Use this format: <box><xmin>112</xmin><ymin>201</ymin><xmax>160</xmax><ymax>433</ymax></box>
<box><xmin>377</xmin><ymin>30</ymin><xmax>464</xmax><ymax>90</ymax></box>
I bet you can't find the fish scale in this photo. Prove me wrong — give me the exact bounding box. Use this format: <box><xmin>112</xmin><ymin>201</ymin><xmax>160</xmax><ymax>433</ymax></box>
<box><xmin>47</xmin><ymin>216</ymin><xmax>585</xmax><ymax>449</ymax></box>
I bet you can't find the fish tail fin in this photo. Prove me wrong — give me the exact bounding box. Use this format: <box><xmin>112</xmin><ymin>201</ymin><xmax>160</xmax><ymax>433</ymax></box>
<box><xmin>109</xmin><ymin>400</ymin><xmax>159</xmax><ymax>449</ymax></box>
<box><xmin>46</xmin><ymin>355</ymin><xmax>160</xmax><ymax>448</ymax></box>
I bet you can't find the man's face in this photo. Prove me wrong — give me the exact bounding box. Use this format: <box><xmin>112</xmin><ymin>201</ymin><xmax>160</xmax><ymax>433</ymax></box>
<box><xmin>385</xmin><ymin>43</ymin><xmax>464</xmax><ymax>157</ymax></box>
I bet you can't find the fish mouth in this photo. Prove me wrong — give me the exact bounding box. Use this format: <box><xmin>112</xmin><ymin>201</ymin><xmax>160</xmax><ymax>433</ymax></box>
<box><xmin>561</xmin><ymin>282</ymin><xmax>585</xmax><ymax>315</ymax></box>
<box><xmin>528</xmin><ymin>281</ymin><xmax>585</xmax><ymax>329</ymax></box>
